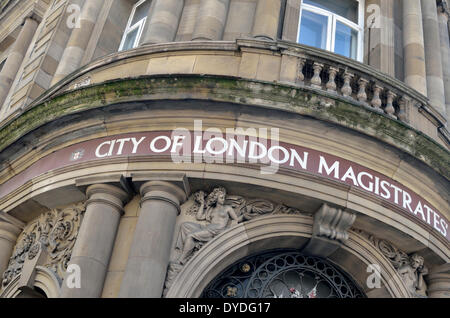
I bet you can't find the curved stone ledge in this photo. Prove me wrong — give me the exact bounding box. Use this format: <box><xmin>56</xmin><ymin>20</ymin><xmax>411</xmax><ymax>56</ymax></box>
<box><xmin>0</xmin><ymin>75</ymin><xmax>448</xmax><ymax>181</ymax></box>
<box><xmin>2</xmin><ymin>39</ymin><xmax>446</xmax><ymax>143</ymax></box>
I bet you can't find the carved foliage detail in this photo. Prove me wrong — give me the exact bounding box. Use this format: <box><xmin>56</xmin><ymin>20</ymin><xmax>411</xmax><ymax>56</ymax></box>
<box><xmin>1</xmin><ymin>203</ymin><xmax>85</xmax><ymax>288</ymax></box>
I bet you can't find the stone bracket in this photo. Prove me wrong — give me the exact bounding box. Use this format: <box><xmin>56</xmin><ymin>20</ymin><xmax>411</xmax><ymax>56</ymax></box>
<box><xmin>302</xmin><ymin>204</ymin><xmax>356</xmax><ymax>257</ymax></box>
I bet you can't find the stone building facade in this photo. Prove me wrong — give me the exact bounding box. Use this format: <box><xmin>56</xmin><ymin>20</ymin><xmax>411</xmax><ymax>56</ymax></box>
<box><xmin>0</xmin><ymin>0</ymin><xmax>448</xmax><ymax>298</ymax></box>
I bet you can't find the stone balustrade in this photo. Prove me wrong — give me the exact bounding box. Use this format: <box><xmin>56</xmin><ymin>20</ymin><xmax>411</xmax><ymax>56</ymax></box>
<box><xmin>275</xmin><ymin>41</ymin><xmax>443</xmax><ymax>128</ymax></box>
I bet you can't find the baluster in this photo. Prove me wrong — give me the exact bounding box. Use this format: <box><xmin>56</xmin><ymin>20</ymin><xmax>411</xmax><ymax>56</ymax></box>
<box><xmin>357</xmin><ymin>78</ymin><xmax>369</xmax><ymax>104</ymax></box>
<box><xmin>311</xmin><ymin>63</ymin><xmax>324</xmax><ymax>88</ymax></box>
<box><xmin>326</xmin><ymin>67</ymin><xmax>339</xmax><ymax>92</ymax></box>
<box><xmin>296</xmin><ymin>58</ymin><xmax>306</xmax><ymax>83</ymax></box>
<box><xmin>385</xmin><ymin>91</ymin><xmax>397</xmax><ymax>118</ymax></box>
<box><xmin>341</xmin><ymin>72</ymin><xmax>354</xmax><ymax>97</ymax></box>
<box><xmin>371</xmin><ymin>84</ymin><xmax>383</xmax><ymax>113</ymax></box>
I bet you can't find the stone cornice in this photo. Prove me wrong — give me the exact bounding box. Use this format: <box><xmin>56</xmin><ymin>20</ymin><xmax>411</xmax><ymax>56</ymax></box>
<box><xmin>1</xmin><ymin>39</ymin><xmax>446</xmax><ymax>131</ymax></box>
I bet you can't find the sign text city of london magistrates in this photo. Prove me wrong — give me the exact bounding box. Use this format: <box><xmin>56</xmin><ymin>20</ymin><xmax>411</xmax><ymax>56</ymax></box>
<box><xmin>0</xmin><ymin>130</ymin><xmax>448</xmax><ymax>242</ymax></box>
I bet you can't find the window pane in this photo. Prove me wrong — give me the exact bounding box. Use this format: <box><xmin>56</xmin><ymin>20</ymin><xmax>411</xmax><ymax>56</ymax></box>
<box><xmin>122</xmin><ymin>28</ymin><xmax>139</xmax><ymax>51</ymax></box>
<box><xmin>334</xmin><ymin>22</ymin><xmax>358</xmax><ymax>59</ymax></box>
<box><xmin>298</xmin><ymin>10</ymin><xmax>328</xmax><ymax>50</ymax></box>
<box><xmin>303</xmin><ymin>0</ymin><xmax>359</xmax><ymax>24</ymax></box>
<box><xmin>131</xmin><ymin>0</ymin><xmax>151</xmax><ymax>26</ymax></box>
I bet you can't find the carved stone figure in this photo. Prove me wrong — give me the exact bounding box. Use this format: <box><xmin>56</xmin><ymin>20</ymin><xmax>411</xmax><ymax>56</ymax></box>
<box><xmin>398</xmin><ymin>254</ymin><xmax>428</xmax><ymax>298</ymax></box>
<box><xmin>175</xmin><ymin>187</ymin><xmax>241</xmax><ymax>265</ymax></box>
<box><xmin>353</xmin><ymin>229</ymin><xmax>429</xmax><ymax>298</ymax></box>
<box><xmin>163</xmin><ymin>187</ymin><xmax>307</xmax><ymax>296</ymax></box>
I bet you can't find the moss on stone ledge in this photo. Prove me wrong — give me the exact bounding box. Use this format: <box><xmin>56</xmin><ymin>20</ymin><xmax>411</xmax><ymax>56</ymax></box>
<box><xmin>0</xmin><ymin>74</ymin><xmax>448</xmax><ymax>179</ymax></box>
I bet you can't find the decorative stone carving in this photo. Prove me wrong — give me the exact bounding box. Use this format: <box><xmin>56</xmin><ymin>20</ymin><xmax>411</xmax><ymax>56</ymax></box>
<box><xmin>163</xmin><ymin>186</ymin><xmax>306</xmax><ymax>296</ymax></box>
<box><xmin>353</xmin><ymin>229</ymin><xmax>429</xmax><ymax>298</ymax></box>
<box><xmin>302</xmin><ymin>204</ymin><xmax>356</xmax><ymax>257</ymax></box>
<box><xmin>397</xmin><ymin>254</ymin><xmax>428</xmax><ymax>298</ymax></box>
<box><xmin>1</xmin><ymin>203</ymin><xmax>85</xmax><ymax>289</ymax></box>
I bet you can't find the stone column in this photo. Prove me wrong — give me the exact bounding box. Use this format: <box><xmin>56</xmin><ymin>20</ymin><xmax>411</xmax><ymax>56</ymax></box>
<box><xmin>141</xmin><ymin>0</ymin><xmax>184</xmax><ymax>44</ymax></box>
<box><xmin>0</xmin><ymin>17</ymin><xmax>38</xmax><ymax>107</ymax></box>
<box><xmin>60</xmin><ymin>184</ymin><xmax>128</xmax><ymax>298</ymax></box>
<box><xmin>252</xmin><ymin>0</ymin><xmax>282</xmax><ymax>41</ymax></box>
<box><xmin>426</xmin><ymin>264</ymin><xmax>450</xmax><ymax>298</ymax></box>
<box><xmin>192</xmin><ymin>0</ymin><xmax>230</xmax><ymax>41</ymax></box>
<box><xmin>437</xmin><ymin>5</ymin><xmax>450</xmax><ymax>124</ymax></box>
<box><xmin>421</xmin><ymin>0</ymin><xmax>446</xmax><ymax>116</ymax></box>
<box><xmin>119</xmin><ymin>181</ymin><xmax>187</xmax><ymax>298</ymax></box>
<box><xmin>51</xmin><ymin>0</ymin><xmax>104</xmax><ymax>85</ymax></box>
<box><xmin>0</xmin><ymin>221</ymin><xmax>21</xmax><ymax>277</ymax></box>
<box><xmin>403</xmin><ymin>0</ymin><xmax>427</xmax><ymax>96</ymax></box>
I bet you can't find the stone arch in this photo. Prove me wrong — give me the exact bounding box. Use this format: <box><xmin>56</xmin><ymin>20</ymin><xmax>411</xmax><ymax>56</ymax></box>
<box><xmin>0</xmin><ymin>266</ymin><xmax>61</xmax><ymax>298</ymax></box>
<box><xmin>165</xmin><ymin>214</ymin><xmax>410</xmax><ymax>298</ymax></box>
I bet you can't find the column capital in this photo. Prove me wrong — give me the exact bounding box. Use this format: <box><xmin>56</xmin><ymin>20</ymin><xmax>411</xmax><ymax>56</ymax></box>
<box><xmin>140</xmin><ymin>181</ymin><xmax>188</xmax><ymax>214</ymax></box>
<box><xmin>86</xmin><ymin>184</ymin><xmax>129</xmax><ymax>214</ymax></box>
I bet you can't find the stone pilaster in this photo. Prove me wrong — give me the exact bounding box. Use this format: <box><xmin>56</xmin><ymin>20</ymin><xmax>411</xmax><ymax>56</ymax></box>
<box><xmin>437</xmin><ymin>4</ymin><xmax>450</xmax><ymax>124</ymax></box>
<box><xmin>0</xmin><ymin>17</ymin><xmax>38</xmax><ymax>107</ymax></box>
<box><xmin>252</xmin><ymin>0</ymin><xmax>282</xmax><ymax>41</ymax></box>
<box><xmin>0</xmin><ymin>221</ymin><xmax>21</xmax><ymax>278</ymax></box>
<box><xmin>51</xmin><ymin>0</ymin><xmax>104</xmax><ymax>85</ymax></box>
<box><xmin>365</xmin><ymin>0</ymin><xmax>396</xmax><ymax>77</ymax></box>
<box><xmin>60</xmin><ymin>184</ymin><xmax>128</xmax><ymax>298</ymax></box>
<box><xmin>141</xmin><ymin>0</ymin><xmax>184</xmax><ymax>44</ymax></box>
<box><xmin>302</xmin><ymin>204</ymin><xmax>356</xmax><ymax>257</ymax></box>
<box><xmin>421</xmin><ymin>0</ymin><xmax>446</xmax><ymax>116</ymax></box>
<box><xmin>192</xmin><ymin>0</ymin><xmax>230</xmax><ymax>41</ymax></box>
<box><xmin>119</xmin><ymin>180</ymin><xmax>188</xmax><ymax>298</ymax></box>
<box><xmin>403</xmin><ymin>0</ymin><xmax>427</xmax><ymax>96</ymax></box>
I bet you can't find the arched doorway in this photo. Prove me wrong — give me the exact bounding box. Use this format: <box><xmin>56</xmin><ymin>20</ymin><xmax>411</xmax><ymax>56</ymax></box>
<box><xmin>201</xmin><ymin>249</ymin><xmax>365</xmax><ymax>298</ymax></box>
<box><xmin>165</xmin><ymin>215</ymin><xmax>410</xmax><ymax>298</ymax></box>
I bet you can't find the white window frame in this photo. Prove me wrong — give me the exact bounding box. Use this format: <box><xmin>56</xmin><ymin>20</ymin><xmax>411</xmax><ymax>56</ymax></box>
<box><xmin>119</xmin><ymin>0</ymin><xmax>149</xmax><ymax>52</ymax></box>
<box><xmin>297</xmin><ymin>0</ymin><xmax>365</xmax><ymax>62</ymax></box>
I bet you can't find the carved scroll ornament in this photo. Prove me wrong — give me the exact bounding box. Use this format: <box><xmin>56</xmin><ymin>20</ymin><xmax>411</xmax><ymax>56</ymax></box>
<box><xmin>1</xmin><ymin>203</ymin><xmax>85</xmax><ymax>289</ymax></box>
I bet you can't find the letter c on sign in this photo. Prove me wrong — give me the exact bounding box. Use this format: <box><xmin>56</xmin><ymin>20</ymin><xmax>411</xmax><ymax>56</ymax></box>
<box><xmin>95</xmin><ymin>141</ymin><xmax>111</xmax><ymax>158</ymax></box>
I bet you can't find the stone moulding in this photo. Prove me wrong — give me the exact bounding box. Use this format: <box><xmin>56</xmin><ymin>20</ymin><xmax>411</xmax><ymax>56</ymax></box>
<box><xmin>0</xmin><ymin>74</ymin><xmax>448</xmax><ymax>181</ymax></box>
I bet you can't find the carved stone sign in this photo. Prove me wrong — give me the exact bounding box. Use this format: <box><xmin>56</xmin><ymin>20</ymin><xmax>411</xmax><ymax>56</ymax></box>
<box><xmin>0</xmin><ymin>131</ymin><xmax>448</xmax><ymax>242</ymax></box>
